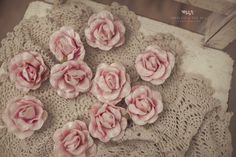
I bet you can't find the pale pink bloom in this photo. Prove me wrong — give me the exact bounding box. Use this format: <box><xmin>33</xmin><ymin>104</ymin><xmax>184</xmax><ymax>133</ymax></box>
<box><xmin>53</xmin><ymin>120</ymin><xmax>96</xmax><ymax>157</ymax></box>
<box><xmin>50</xmin><ymin>60</ymin><xmax>93</xmax><ymax>99</ymax></box>
<box><xmin>49</xmin><ymin>26</ymin><xmax>85</xmax><ymax>62</ymax></box>
<box><xmin>135</xmin><ymin>45</ymin><xmax>175</xmax><ymax>85</ymax></box>
<box><xmin>91</xmin><ymin>63</ymin><xmax>131</xmax><ymax>104</ymax></box>
<box><xmin>125</xmin><ymin>85</ymin><xmax>163</xmax><ymax>125</ymax></box>
<box><xmin>2</xmin><ymin>96</ymin><xmax>48</xmax><ymax>139</ymax></box>
<box><xmin>8</xmin><ymin>51</ymin><xmax>49</xmax><ymax>92</ymax></box>
<box><xmin>85</xmin><ymin>11</ymin><xmax>125</xmax><ymax>51</ymax></box>
<box><xmin>89</xmin><ymin>103</ymin><xmax>127</xmax><ymax>142</ymax></box>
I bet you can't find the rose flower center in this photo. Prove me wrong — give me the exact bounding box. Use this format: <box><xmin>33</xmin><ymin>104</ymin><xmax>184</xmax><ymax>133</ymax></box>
<box><xmin>99</xmin><ymin>112</ymin><xmax>115</xmax><ymax>129</ymax></box>
<box><xmin>64</xmin><ymin>69</ymin><xmax>86</xmax><ymax>86</ymax></box>
<box><xmin>58</xmin><ymin>36</ymin><xmax>76</xmax><ymax>55</ymax></box>
<box><xmin>21</xmin><ymin>64</ymin><xmax>38</xmax><ymax>82</ymax></box>
<box><xmin>105</xmin><ymin>73</ymin><xmax>119</xmax><ymax>90</ymax></box>
<box><xmin>63</xmin><ymin>130</ymin><xmax>85</xmax><ymax>153</ymax></box>
<box><xmin>97</xmin><ymin>22</ymin><xmax>114</xmax><ymax>41</ymax></box>
<box><xmin>136</xmin><ymin>97</ymin><xmax>153</xmax><ymax>113</ymax></box>
<box><xmin>144</xmin><ymin>55</ymin><xmax>159</xmax><ymax>72</ymax></box>
<box><xmin>18</xmin><ymin>106</ymin><xmax>36</xmax><ymax>120</ymax></box>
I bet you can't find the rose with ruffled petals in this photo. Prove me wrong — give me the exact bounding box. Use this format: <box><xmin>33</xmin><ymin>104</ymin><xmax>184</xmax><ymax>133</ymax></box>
<box><xmin>49</xmin><ymin>26</ymin><xmax>85</xmax><ymax>61</ymax></box>
<box><xmin>125</xmin><ymin>85</ymin><xmax>163</xmax><ymax>125</ymax></box>
<box><xmin>85</xmin><ymin>11</ymin><xmax>125</xmax><ymax>51</ymax></box>
<box><xmin>50</xmin><ymin>60</ymin><xmax>93</xmax><ymax>99</ymax></box>
<box><xmin>2</xmin><ymin>96</ymin><xmax>48</xmax><ymax>139</ymax></box>
<box><xmin>91</xmin><ymin>63</ymin><xmax>131</xmax><ymax>104</ymax></box>
<box><xmin>53</xmin><ymin>120</ymin><xmax>96</xmax><ymax>157</ymax></box>
<box><xmin>89</xmin><ymin>103</ymin><xmax>127</xmax><ymax>142</ymax></box>
<box><xmin>8</xmin><ymin>51</ymin><xmax>49</xmax><ymax>92</ymax></box>
<box><xmin>135</xmin><ymin>45</ymin><xmax>175</xmax><ymax>85</ymax></box>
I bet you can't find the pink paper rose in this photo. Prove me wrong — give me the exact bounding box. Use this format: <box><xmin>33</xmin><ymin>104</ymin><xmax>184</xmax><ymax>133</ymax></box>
<box><xmin>8</xmin><ymin>51</ymin><xmax>49</xmax><ymax>92</ymax></box>
<box><xmin>91</xmin><ymin>63</ymin><xmax>131</xmax><ymax>104</ymax></box>
<box><xmin>50</xmin><ymin>60</ymin><xmax>93</xmax><ymax>99</ymax></box>
<box><xmin>49</xmin><ymin>26</ymin><xmax>85</xmax><ymax>62</ymax></box>
<box><xmin>85</xmin><ymin>11</ymin><xmax>126</xmax><ymax>51</ymax></box>
<box><xmin>125</xmin><ymin>85</ymin><xmax>163</xmax><ymax>125</ymax></box>
<box><xmin>135</xmin><ymin>45</ymin><xmax>175</xmax><ymax>85</ymax></box>
<box><xmin>2</xmin><ymin>96</ymin><xmax>48</xmax><ymax>139</ymax></box>
<box><xmin>89</xmin><ymin>103</ymin><xmax>127</xmax><ymax>142</ymax></box>
<box><xmin>53</xmin><ymin>120</ymin><xmax>96</xmax><ymax>157</ymax></box>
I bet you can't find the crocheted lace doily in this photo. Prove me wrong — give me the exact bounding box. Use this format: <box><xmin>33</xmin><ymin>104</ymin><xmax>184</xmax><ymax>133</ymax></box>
<box><xmin>0</xmin><ymin>1</ymin><xmax>232</xmax><ymax>157</ymax></box>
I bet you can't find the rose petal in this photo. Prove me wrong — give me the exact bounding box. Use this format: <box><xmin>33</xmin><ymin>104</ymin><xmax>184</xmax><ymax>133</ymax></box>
<box><xmin>135</xmin><ymin>45</ymin><xmax>175</xmax><ymax>85</ymax></box>
<box><xmin>85</xmin><ymin>11</ymin><xmax>125</xmax><ymax>51</ymax></box>
<box><xmin>125</xmin><ymin>86</ymin><xmax>163</xmax><ymax>125</ymax></box>
<box><xmin>128</xmin><ymin>104</ymin><xmax>146</xmax><ymax>115</ymax></box>
<box><xmin>50</xmin><ymin>26</ymin><xmax>85</xmax><ymax>61</ymax></box>
<box><xmin>50</xmin><ymin>61</ymin><xmax>92</xmax><ymax>99</ymax></box>
<box><xmin>8</xmin><ymin>51</ymin><xmax>49</xmax><ymax>92</ymax></box>
<box><xmin>91</xmin><ymin>63</ymin><xmax>130</xmax><ymax>105</ymax></box>
<box><xmin>89</xmin><ymin>103</ymin><xmax>127</xmax><ymax>143</ymax></box>
<box><xmin>2</xmin><ymin>96</ymin><xmax>47</xmax><ymax>139</ymax></box>
<box><xmin>53</xmin><ymin>121</ymin><xmax>96</xmax><ymax>157</ymax></box>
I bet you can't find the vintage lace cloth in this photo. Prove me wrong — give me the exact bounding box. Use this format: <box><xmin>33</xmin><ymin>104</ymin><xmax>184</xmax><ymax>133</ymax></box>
<box><xmin>0</xmin><ymin>1</ymin><xmax>233</xmax><ymax>157</ymax></box>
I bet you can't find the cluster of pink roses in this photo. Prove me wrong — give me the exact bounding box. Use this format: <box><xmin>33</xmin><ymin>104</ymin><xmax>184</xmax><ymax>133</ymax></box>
<box><xmin>1</xmin><ymin>10</ymin><xmax>175</xmax><ymax>157</ymax></box>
